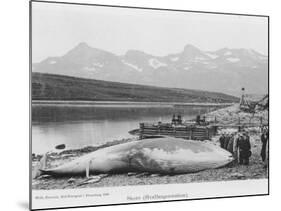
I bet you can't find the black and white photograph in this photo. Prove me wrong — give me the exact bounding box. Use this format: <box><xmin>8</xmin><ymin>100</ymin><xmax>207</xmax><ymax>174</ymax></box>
<box><xmin>30</xmin><ymin>0</ymin><xmax>269</xmax><ymax>209</ymax></box>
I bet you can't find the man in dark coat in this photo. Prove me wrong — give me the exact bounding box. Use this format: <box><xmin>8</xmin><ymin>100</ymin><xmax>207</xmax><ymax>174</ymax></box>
<box><xmin>219</xmin><ymin>133</ymin><xmax>226</xmax><ymax>149</ymax></box>
<box><xmin>226</xmin><ymin>134</ymin><xmax>235</xmax><ymax>154</ymax></box>
<box><xmin>260</xmin><ymin>131</ymin><xmax>268</xmax><ymax>162</ymax></box>
<box><xmin>237</xmin><ymin>132</ymin><xmax>251</xmax><ymax>165</ymax></box>
<box><xmin>223</xmin><ymin>134</ymin><xmax>230</xmax><ymax>149</ymax></box>
<box><xmin>177</xmin><ymin>114</ymin><xmax>182</xmax><ymax>125</ymax></box>
<box><xmin>172</xmin><ymin>114</ymin><xmax>176</xmax><ymax>125</ymax></box>
<box><xmin>196</xmin><ymin>115</ymin><xmax>201</xmax><ymax>125</ymax></box>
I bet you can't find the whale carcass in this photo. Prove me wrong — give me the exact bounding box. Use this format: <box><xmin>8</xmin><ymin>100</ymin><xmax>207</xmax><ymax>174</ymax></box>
<box><xmin>35</xmin><ymin>137</ymin><xmax>233</xmax><ymax>177</ymax></box>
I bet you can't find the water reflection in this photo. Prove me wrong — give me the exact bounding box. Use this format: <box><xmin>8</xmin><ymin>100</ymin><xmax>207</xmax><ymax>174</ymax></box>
<box><xmin>32</xmin><ymin>105</ymin><xmax>214</xmax><ymax>154</ymax></box>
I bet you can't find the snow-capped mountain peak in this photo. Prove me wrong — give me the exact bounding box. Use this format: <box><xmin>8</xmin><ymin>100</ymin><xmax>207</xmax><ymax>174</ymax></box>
<box><xmin>32</xmin><ymin>42</ymin><xmax>268</xmax><ymax>95</ymax></box>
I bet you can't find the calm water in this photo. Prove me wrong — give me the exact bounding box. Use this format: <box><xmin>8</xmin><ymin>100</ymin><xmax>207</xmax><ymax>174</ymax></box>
<box><xmin>32</xmin><ymin>104</ymin><xmax>214</xmax><ymax>154</ymax></box>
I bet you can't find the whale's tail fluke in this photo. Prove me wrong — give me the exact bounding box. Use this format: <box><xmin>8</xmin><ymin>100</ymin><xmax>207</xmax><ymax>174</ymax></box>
<box><xmin>32</xmin><ymin>153</ymin><xmax>48</xmax><ymax>179</ymax></box>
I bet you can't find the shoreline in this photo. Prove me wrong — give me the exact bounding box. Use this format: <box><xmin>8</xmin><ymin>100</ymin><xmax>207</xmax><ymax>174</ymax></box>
<box><xmin>32</xmin><ymin>104</ymin><xmax>268</xmax><ymax>190</ymax></box>
<box><xmin>32</xmin><ymin>100</ymin><xmax>234</xmax><ymax>107</ymax></box>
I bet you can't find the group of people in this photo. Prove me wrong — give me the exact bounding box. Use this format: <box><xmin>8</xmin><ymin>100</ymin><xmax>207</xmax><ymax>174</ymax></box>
<box><xmin>171</xmin><ymin>114</ymin><xmax>183</xmax><ymax>125</ymax></box>
<box><xmin>219</xmin><ymin>131</ymin><xmax>251</xmax><ymax>165</ymax></box>
<box><xmin>219</xmin><ymin>128</ymin><xmax>269</xmax><ymax>167</ymax></box>
<box><xmin>171</xmin><ymin>114</ymin><xmax>208</xmax><ymax>126</ymax></box>
<box><xmin>196</xmin><ymin>115</ymin><xmax>207</xmax><ymax>125</ymax></box>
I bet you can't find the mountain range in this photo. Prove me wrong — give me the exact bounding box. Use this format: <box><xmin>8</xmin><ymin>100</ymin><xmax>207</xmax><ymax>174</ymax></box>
<box><xmin>33</xmin><ymin>42</ymin><xmax>268</xmax><ymax>96</ymax></box>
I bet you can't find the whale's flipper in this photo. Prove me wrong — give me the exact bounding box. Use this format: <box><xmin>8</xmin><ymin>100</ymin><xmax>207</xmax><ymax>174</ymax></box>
<box><xmin>78</xmin><ymin>176</ymin><xmax>102</xmax><ymax>186</ymax></box>
<box><xmin>32</xmin><ymin>153</ymin><xmax>48</xmax><ymax>179</ymax></box>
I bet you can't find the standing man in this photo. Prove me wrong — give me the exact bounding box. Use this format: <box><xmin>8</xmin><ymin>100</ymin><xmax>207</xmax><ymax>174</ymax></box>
<box><xmin>219</xmin><ymin>133</ymin><xmax>226</xmax><ymax>149</ymax></box>
<box><xmin>260</xmin><ymin>130</ymin><xmax>268</xmax><ymax>162</ymax></box>
<box><xmin>177</xmin><ymin>114</ymin><xmax>182</xmax><ymax>125</ymax></box>
<box><xmin>196</xmin><ymin>115</ymin><xmax>201</xmax><ymax>125</ymax></box>
<box><xmin>237</xmin><ymin>132</ymin><xmax>251</xmax><ymax>165</ymax></box>
<box><xmin>233</xmin><ymin>133</ymin><xmax>239</xmax><ymax>164</ymax></box>
<box><xmin>227</xmin><ymin>133</ymin><xmax>234</xmax><ymax>154</ymax></box>
<box><xmin>224</xmin><ymin>133</ymin><xmax>230</xmax><ymax>149</ymax></box>
<box><xmin>264</xmin><ymin>132</ymin><xmax>269</xmax><ymax>168</ymax></box>
<box><xmin>172</xmin><ymin>114</ymin><xmax>176</xmax><ymax>125</ymax></box>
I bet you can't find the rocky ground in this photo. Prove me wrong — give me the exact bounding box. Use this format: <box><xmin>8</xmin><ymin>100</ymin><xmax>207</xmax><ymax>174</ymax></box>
<box><xmin>205</xmin><ymin>104</ymin><xmax>268</xmax><ymax>127</ymax></box>
<box><xmin>32</xmin><ymin>104</ymin><xmax>268</xmax><ymax>190</ymax></box>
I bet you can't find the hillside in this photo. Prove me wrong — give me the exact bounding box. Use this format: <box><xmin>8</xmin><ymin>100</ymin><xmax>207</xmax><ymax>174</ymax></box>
<box><xmin>32</xmin><ymin>73</ymin><xmax>239</xmax><ymax>103</ymax></box>
<box><xmin>33</xmin><ymin>42</ymin><xmax>268</xmax><ymax>96</ymax></box>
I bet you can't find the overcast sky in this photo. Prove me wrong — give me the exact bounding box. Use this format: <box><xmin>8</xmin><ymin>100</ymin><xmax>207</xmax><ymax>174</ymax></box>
<box><xmin>32</xmin><ymin>2</ymin><xmax>268</xmax><ymax>62</ymax></box>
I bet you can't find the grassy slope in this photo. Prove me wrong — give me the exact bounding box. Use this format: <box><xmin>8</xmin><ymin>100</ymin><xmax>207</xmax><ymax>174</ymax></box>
<box><xmin>32</xmin><ymin>73</ymin><xmax>239</xmax><ymax>103</ymax></box>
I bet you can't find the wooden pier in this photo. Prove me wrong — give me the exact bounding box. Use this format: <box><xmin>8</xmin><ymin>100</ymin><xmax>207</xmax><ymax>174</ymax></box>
<box><xmin>139</xmin><ymin>123</ymin><xmax>217</xmax><ymax>140</ymax></box>
<box><xmin>135</xmin><ymin>116</ymin><xmax>268</xmax><ymax>141</ymax></box>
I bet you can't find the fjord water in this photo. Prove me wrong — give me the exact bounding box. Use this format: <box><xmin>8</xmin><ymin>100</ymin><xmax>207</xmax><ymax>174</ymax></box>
<box><xmin>32</xmin><ymin>103</ymin><xmax>214</xmax><ymax>154</ymax></box>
